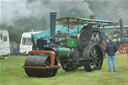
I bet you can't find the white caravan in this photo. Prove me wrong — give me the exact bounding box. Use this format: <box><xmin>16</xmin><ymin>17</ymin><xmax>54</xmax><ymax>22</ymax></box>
<box><xmin>20</xmin><ymin>31</ymin><xmax>41</xmax><ymax>54</ymax></box>
<box><xmin>0</xmin><ymin>30</ymin><xmax>10</xmax><ymax>56</ymax></box>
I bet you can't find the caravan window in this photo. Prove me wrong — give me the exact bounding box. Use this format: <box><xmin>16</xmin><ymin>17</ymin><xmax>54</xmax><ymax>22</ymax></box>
<box><xmin>22</xmin><ymin>38</ymin><xmax>32</xmax><ymax>45</ymax></box>
<box><xmin>3</xmin><ymin>36</ymin><xmax>7</xmax><ymax>42</ymax></box>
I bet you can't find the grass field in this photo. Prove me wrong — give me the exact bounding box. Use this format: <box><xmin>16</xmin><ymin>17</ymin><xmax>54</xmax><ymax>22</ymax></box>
<box><xmin>0</xmin><ymin>52</ymin><xmax>128</xmax><ymax>85</ymax></box>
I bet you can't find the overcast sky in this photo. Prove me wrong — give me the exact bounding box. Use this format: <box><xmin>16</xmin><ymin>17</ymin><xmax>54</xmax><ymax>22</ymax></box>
<box><xmin>0</xmin><ymin>0</ymin><xmax>128</xmax><ymax>25</ymax></box>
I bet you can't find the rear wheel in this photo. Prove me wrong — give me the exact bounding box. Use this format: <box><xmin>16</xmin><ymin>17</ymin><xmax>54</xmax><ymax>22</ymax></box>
<box><xmin>83</xmin><ymin>44</ymin><xmax>104</xmax><ymax>72</ymax></box>
<box><xmin>60</xmin><ymin>58</ymin><xmax>78</xmax><ymax>72</ymax></box>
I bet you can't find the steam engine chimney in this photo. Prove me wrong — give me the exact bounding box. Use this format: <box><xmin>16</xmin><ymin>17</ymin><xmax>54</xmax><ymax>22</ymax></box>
<box><xmin>119</xmin><ymin>18</ymin><xmax>123</xmax><ymax>38</ymax></box>
<box><xmin>119</xmin><ymin>18</ymin><xmax>126</xmax><ymax>42</ymax></box>
<box><xmin>50</xmin><ymin>12</ymin><xmax>56</xmax><ymax>40</ymax></box>
<box><xmin>90</xmin><ymin>15</ymin><xmax>96</xmax><ymax>19</ymax></box>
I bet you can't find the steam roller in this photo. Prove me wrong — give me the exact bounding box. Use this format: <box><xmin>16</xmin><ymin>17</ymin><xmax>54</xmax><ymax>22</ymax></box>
<box><xmin>23</xmin><ymin>12</ymin><xmax>113</xmax><ymax>77</ymax></box>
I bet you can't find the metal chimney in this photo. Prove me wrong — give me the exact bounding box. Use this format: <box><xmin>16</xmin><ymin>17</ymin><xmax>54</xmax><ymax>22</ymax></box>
<box><xmin>119</xmin><ymin>18</ymin><xmax>123</xmax><ymax>38</ymax></box>
<box><xmin>119</xmin><ymin>18</ymin><xmax>126</xmax><ymax>42</ymax></box>
<box><xmin>90</xmin><ymin>15</ymin><xmax>96</xmax><ymax>19</ymax></box>
<box><xmin>50</xmin><ymin>12</ymin><xmax>56</xmax><ymax>39</ymax></box>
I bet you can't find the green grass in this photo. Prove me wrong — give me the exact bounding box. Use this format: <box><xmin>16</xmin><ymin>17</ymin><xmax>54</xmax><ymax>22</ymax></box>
<box><xmin>0</xmin><ymin>53</ymin><xmax>128</xmax><ymax>85</ymax></box>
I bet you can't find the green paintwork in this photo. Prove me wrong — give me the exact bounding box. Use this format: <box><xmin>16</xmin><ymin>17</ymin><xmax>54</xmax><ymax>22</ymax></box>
<box><xmin>66</xmin><ymin>39</ymin><xmax>78</xmax><ymax>47</ymax></box>
<box><xmin>82</xmin><ymin>20</ymin><xmax>112</xmax><ymax>26</ymax></box>
<box><xmin>57</xmin><ymin>47</ymin><xmax>74</xmax><ymax>57</ymax></box>
<box><xmin>56</xmin><ymin>17</ymin><xmax>113</xmax><ymax>26</ymax></box>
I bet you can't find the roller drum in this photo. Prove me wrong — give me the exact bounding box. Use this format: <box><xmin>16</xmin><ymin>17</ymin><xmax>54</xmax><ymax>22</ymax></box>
<box><xmin>24</xmin><ymin>55</ymin><xmax>58</xmax><ymax>77</ymax></box>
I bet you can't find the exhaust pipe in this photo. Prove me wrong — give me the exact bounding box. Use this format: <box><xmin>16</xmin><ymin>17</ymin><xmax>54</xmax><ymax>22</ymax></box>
<box><xmin>119</xmin><ymin>18</ymin><xmax>123</xmax><ymax>38</ymax></box>
<box><xmin>119</xmin><ymin>18</ymin><xmax>126</xmax><ymax>42</ymax></box>
<box><xmin>90</xmin><ymin>15</ymin><xmax>96</xmax><ymax>19</ymax></box>
<box><xmin>50</xmin><ymin>12</ymin><xmax>56</xmax><ymax>40</ymax></box>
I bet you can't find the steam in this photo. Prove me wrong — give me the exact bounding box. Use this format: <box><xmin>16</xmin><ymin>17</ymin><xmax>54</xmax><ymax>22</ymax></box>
<box><xmin>107</xmin><ymin>0</ymin><xmax>128</xmax><ymax>24</ymax></box>
<box><xmin>0</xmin><ymin>0</ymin><xmax>31</xmax><ymax>25</ymax></box>
<box><xmin>93</xmin><ymin>0</ymin><xmax>128</xmax><ymax>24</ymax></box>
<box><xmin>0</xmin><ymin>0</ymin><xmax>94</xmax><ymax>26</ymax></box>
<box><xmin>1</xmin><ymin>0</ymin><xmax>128</xmax><ymax>26</ymax></box>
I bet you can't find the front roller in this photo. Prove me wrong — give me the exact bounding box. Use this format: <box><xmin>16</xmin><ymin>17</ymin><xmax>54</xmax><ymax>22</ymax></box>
<box><xmin>23</xmin><ymin>50</ymin><xmax>59</xmax><ymax>77</ymax></box>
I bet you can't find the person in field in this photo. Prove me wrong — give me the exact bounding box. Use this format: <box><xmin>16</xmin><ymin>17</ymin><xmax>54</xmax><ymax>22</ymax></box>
<box><xmin>105</xmin><ymin>36</ymin><xmax>117</xmax><ymax>72</ymax></box>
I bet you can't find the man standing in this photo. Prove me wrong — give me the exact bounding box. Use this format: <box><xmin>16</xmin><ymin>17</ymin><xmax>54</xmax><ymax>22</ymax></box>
<box><xmin>105</xmin><ymin>36</ymin><xmax>117</xmax><ymax>72</ymax></box>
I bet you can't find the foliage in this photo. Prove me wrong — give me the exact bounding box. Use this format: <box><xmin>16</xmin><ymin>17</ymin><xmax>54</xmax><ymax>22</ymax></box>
<box><xmin>0</xmin><ymin>17</ymin><xmax>47</xmax><ymax>44</ymax></box>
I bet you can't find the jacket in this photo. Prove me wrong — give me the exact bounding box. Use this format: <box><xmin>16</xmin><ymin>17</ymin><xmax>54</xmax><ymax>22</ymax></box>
<box><xmin>105</xmin><ymin>42</ymin><xmax>117</xmax><ymax>56</ymax></box>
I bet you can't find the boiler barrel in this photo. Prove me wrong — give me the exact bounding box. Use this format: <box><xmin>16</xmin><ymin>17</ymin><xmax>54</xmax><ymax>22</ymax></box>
<box><xmin>56</xmin><ymin>47</ymin><xmax>74</xmax><ymax>57</ymax></box>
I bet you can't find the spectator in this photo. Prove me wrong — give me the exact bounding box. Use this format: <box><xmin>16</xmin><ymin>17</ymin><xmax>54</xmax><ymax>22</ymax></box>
<box><xmin>105</xmin><ymin>36</ymin><xmax>117</xmax><ymax>72</ymax></box>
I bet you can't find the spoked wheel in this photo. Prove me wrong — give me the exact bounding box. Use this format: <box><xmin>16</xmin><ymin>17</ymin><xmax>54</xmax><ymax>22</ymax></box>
<box><xmin>83</xmin><ymin>44</ymin><xmax>104</xmax><ymax>72</ymax></box>
<box><xmin>60</xmin><ymin>58</ymin><xmax>78</xmax><ymax>72</ymax></box>
<box><xmin>24</xmin><ymin>55</ymin><xmax>58</xmax><ymax>77</ymax></box>
<box><xmin>119</xmin><ymin>43</ymin><xmax>128</xmax><ymax>54</ymax></box>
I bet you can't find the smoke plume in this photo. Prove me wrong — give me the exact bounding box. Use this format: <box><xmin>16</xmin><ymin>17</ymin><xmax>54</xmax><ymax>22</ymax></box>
<box><xmin>0</xmin><ymin>0</ymin><xmax>93</xmax><ymax>26</ymax></box>
<box><xmin>89</xmin><ymin>0</ymin><xmax>128</xmax><ymax>24</ymax></box>
<box><xmin>1</xmin><ymin>0</ymin><xmax>128</xmax><ymax>26</ymax></box>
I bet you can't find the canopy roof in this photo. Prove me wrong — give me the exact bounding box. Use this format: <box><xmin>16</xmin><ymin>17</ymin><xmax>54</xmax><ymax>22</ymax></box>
<box><xmin>32</xmin><ymin>17</ymin><xmax>114</xmax><ymax>46</ymax></box>
<box><xmin>56</xmin><ymin>17</ymin><xmax>113</xmax><ymax>26</ymax></box>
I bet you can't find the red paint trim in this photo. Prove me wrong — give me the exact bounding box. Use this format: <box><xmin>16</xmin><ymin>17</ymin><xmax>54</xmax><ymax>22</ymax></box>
<box><xmin>119</xmin><ymin>43</ymin><xmax>128</xmax><ymax>54</ymax></box>
<box><xmin>23</xmin><ymin>65</ymin><xmax>60</xmax><ymax>69</ymax></box>
<box><xmin>102</xmin><ymin>40</ymin><xmax>106</xmax><ymax>48</ymax></box>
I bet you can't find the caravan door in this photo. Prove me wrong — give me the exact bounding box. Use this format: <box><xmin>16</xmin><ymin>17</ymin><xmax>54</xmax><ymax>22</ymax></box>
<box><xmin>20</xmin><ymin>32</ymin><xmax>33</xmax><ymax>54</ymax></box>
<box><xmin>0</xmin><ymin>30</ymin><xmax>10</xmax><ymax>56</ymax></box>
